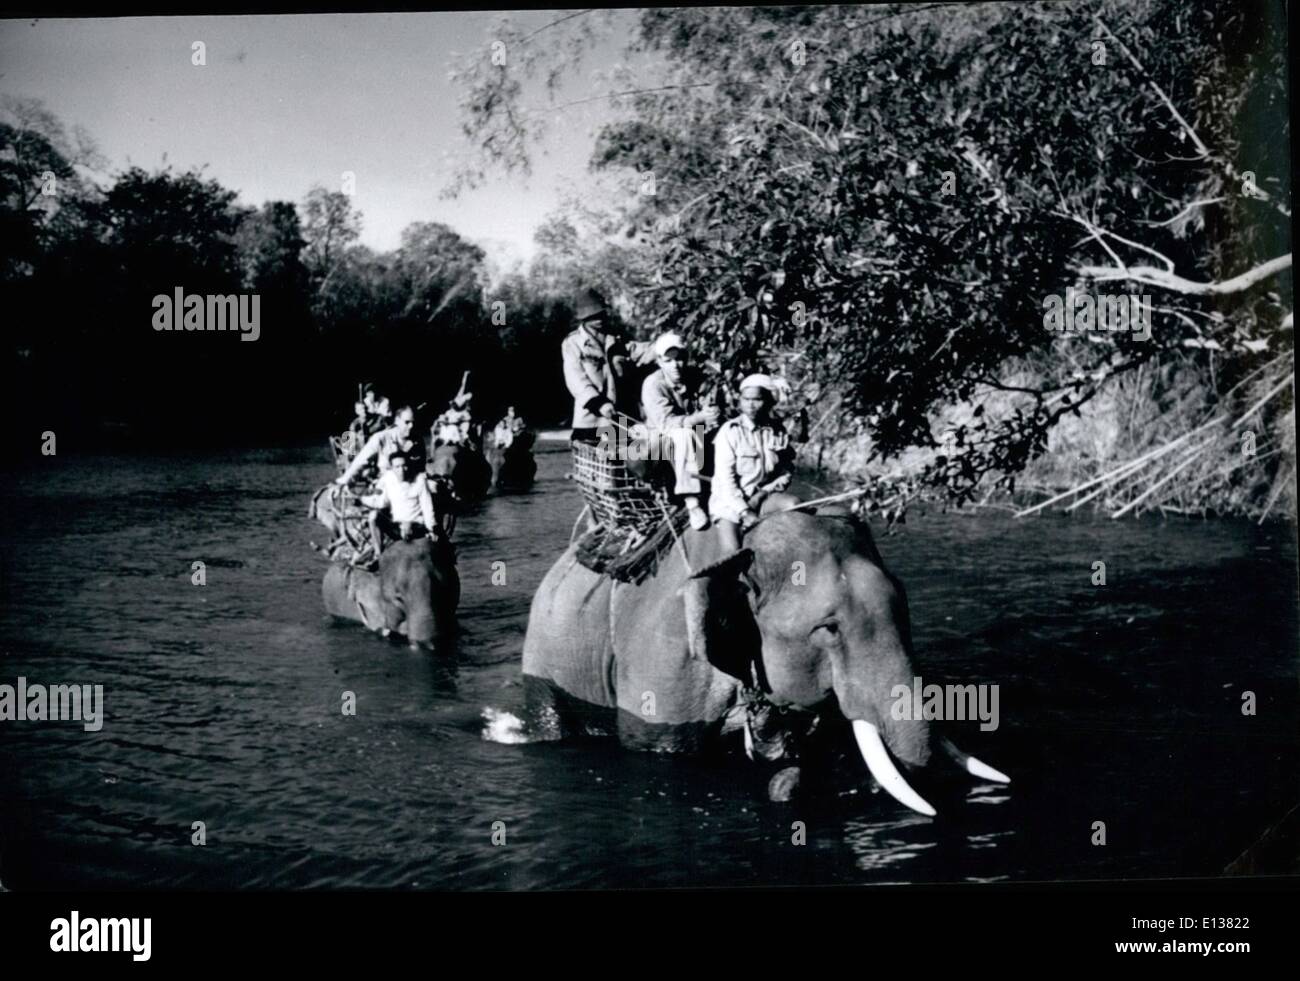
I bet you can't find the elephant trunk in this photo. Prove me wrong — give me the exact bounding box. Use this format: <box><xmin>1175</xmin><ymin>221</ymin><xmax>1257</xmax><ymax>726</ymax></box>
<box><xmin>405</xmin><ymin>608</ymin><xmax>437</xmax><ymax>647</ymax></box>
<box><xmin>402</xmin><ymin>574</ymin><xmax>454</xmax><ymax>649</ymax></box>
<box><xmin>832</xmin><ymin>651</ymin><xmax>932</xmax><ymax>769</ymax></box>
<box><xmin>833</xmin><ymin>649</ymin><xmax>1010</xmax><ymax>816</ymax></box>
<box><xmin>387</xmin><ymin>541</ymin><xmax>456</xmax><ymax>650</ymax></box>
<box><xmin>833</xmin><ymin>648</ymin><xmax>936</xmax><ymax>817</ymax></box>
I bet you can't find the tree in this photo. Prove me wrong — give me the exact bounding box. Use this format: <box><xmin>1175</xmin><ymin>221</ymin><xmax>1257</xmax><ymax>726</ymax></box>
<box><xmin>301</xmin><ymin>185</ymin><xmax>363</xmax><ymax>323</ymax></box>
<box><xmin>234</xmin><ymin>200</ymin><xmax>308</xmax><ymax>295</ymax></box>
<box><xmin>0</xmin><ymin>96</ymin><xmax>104</xmax><ymax>281</ymax></box>
<box><xmin>448</xmin><ymin>0</ymin><xmax>1293</xmax><ymax>511</ymax></box>
<box><xmin>392</xmin><ymin>221</ymin><xmax>487</xmax><ymax>325</ymax></box>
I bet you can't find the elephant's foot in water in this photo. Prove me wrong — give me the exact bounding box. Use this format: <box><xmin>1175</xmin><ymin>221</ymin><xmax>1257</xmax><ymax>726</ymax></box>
<box><xmin>481</xmin><ymin>705</ymin><xmax>564</xmax><ymax>745</ymax></box>
<box><xmin>767</xmin><ymin>766</ymin><xmax>803</xmax><ymax>802</ymax></box>
<box><xmin>482</xmin><ymin>674</ymin><xmax>580</xmax><ymax>745</ymax></box>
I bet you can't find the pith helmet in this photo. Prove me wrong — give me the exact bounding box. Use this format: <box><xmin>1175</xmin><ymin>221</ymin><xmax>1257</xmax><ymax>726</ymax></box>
<box><xmin>575</xmin><ymin>288</ymin><xmax>609</xmax><ymax>323</ymax></box>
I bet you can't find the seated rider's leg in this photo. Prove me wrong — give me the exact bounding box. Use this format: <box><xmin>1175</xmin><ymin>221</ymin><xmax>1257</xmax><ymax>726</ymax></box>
<box><xmin>659</xmin><ymin>429</ymin><xmax>707</xmax><ymax>530</ymax></box>
<box><xmin>666</xmin><ymin>429</ymin><xmax>703</xmax><ymax>496</ymax></box>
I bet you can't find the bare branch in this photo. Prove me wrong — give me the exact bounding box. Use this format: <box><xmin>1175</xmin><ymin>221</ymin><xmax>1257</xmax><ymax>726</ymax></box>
<box><xmin>521</xmin><ymin>9</ymin><xmax>596</xmax><ymax>44</ymax></box>
<box><xmin>536</xmin><ymin>82</ymin><xmax>717</xmax><ymax>113</ymax></box>
<box><xmin>1079</xmin><ymin>253</ymin><xmax>1292</xmax><ymax>296</ymax></box>
<box><xmin>1137</xmin><ymin>197</ymin><xmax>1226</xmax><ymax>228</ymax></box>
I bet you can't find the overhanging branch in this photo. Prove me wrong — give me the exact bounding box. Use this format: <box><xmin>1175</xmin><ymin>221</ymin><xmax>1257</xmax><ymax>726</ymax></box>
<box><xmin>1079</xmin><ymin>253</ymin><xmax>1292</xmax><ymax>296</ymax></box>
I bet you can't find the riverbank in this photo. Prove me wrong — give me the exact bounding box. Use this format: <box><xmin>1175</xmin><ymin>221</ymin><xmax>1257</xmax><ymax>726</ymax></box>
<box><xmin>804</xmin><ymin>359</ymin><xmax>1296</xmax><ymax>522</ymax></box>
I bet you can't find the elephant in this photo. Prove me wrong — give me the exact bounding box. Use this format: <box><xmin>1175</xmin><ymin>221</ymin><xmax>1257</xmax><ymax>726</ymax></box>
<box><xmin>428</xmin><ymin>443</ymin><xmax>492</xmax><ymax>502</ymax></box>
<box><xmin>487</xmin><ymin>435</ymin><xmax>538</xmax><ymax>491</ymax></box>
<box><xmin>515</xmin><ymin>502</ymin><xmax>1008</xmax><ymax>813</ymax></box>
<box><xmin>322</xmin><ymin>537</ymin><xmax>460</xmax><ymax>650</ymax></box>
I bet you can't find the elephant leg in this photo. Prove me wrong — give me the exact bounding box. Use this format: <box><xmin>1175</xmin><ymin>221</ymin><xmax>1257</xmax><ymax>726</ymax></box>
<box><xmin>521</xmin><ymin>673</ymin><xmax>567</xmax><ymax>740</ymax></box>
<box><xmin>615</xmin><ymin>708</ymin><xmax>711</xmax><ymax>753</ymax></box>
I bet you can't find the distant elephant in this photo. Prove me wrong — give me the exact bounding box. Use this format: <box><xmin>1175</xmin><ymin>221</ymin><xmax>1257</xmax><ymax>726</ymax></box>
<box><xmin>488</xmin><ymin>435</ymin><xmax>537</xmax><ymax>491</ymax></box>
<box><xmin>322</xmin><ymin>537</ymin><xmax>459</xmax><ymax>650</ymax></box>
<box><xmin>514</xmin><ymin>504</ymin><xmax>1007</xmax><ymax>813</ymax></box>
<box><xmin>428</xmin><ymin>443</ymin><xmax>492</xmax><ymax>502</ymax></box>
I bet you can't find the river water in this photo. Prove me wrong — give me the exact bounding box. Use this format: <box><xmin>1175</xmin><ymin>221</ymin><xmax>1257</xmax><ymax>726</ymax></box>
<box><xmin>0</xmin><ymin>443</ymin><xmax>1296</xmax><ymax>889</ymax></box>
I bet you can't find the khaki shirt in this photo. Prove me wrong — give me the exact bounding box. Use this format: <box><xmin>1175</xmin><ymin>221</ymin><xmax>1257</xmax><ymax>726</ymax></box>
<box><xmin>561</xmin><ymin>326</ymin><xmax>652</xmax><ymax>429</ymax></box>
<box><xmin>709</xmin><ymin>415</ymin><xmax>794</xmax><ymax>524</ymax></box>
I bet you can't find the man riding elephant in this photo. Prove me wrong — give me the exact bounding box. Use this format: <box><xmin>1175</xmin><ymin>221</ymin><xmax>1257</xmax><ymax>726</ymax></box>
<box><xmin>710</xmin><ymin>373</ymin><xmax>797</xmax><ymax>553</ymax></box>
<box><xmin>488</xmin><ymin>406</ymin><xmax>536</xmax><ymax>490</ymax></box>
<box><xmin>641</xmin><ymin>332</ymin><xmax>720</xmax><ymax>531</ymax></box>
<box><xmin>561</xmin><ymin>287</ymin><xmax>654</xmax><ymax>445</ymax></box>
<box><xmin>336</xmin><ymin>404</ymin><xmax>421</xmax><ymax>488</ymax></box>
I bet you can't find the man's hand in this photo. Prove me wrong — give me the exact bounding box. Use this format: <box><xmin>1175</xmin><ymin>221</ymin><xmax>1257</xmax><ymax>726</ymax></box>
<box><xmin>767</xmin><ymin>473</ymin><xmax>792</xmax><ymax>493</ymax></box>
<box><xmin>695</xmin><ymin>405</ymin><xmax>721</xmax><ymax>429</ymax></box>
<box><xmin>739</xmin><ymin>509</ymin><xmax>761</xmax><ymax>529</ymax></box>
<box><xmin>598</xmin><ymin>402</ymin><xmax>616</xmax><ymax>420</ymax></box>
<box><xmin>334</xmin><ymin>475</ymin><xmax>348</xmax><ymax>487</ymax></box>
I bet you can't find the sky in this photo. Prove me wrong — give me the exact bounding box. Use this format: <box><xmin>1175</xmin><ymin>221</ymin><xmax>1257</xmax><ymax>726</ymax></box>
<box><xmin>0</xmin><ymin>12</ymin><xmax>636</xmax><ymax>268</ymax></box>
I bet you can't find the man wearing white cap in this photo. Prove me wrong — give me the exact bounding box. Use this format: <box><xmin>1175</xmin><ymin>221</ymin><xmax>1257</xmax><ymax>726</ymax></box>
<box><xmin>641</xmin><ymin>332</ymin><xmax>720</xmax><ymax>530</ymax></box>
<box><xmin>710</xmin><ymin>373</ymin><xmax>796</xmax><ymax>552</ymax></box>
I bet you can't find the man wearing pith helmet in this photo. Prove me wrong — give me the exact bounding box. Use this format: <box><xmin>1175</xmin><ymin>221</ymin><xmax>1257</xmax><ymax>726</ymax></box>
<box><xmin>561</xmin><ymin>287</ymin><xmax>653</xmax><ymax>445</ymax></box>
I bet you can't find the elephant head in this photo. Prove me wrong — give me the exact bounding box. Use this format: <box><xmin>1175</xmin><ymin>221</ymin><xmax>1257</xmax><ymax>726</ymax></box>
<box><xmin>682</xmin><ymin>510</ymin><xmax>1007</xmax><ymax>816</ymax></box>
<box><xmin>327</xmin><ymin>537</ymin><xmax>459</xmax><ymax>650</ymax></box>
<box><xmin>428</xmin><ymin>444</ymin><xmax>492</xmax><ymax>501</ymax></box>
<box><xmin>380</xmin><ymin>537</ymin><xmax>459</xmax><ymax>649</ymax></box>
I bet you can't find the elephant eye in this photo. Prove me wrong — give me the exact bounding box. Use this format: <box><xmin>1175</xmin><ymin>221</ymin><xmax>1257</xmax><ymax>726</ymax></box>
<box><xmin>811</xmin><ymin>619</ymin><xmax>839</xmax><ymax>639</ymax></box>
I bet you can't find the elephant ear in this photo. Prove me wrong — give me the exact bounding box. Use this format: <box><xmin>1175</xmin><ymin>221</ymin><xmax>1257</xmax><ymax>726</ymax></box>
<box><xmin>681</xmin><ymin>548</ymin><xmax>761</xmax><ymax>682</ymax></box>
<box><xmin>346</xmin><ymin>566</ymin><xmax>400</xmax><ymax>632</ymax></box>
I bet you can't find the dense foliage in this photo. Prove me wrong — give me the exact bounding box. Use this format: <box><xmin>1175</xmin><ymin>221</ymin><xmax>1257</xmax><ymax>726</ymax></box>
<box><xmin>451</xmin><ymin>0</ymin><xmax>1293</xmax><ymax>511</ymax></box>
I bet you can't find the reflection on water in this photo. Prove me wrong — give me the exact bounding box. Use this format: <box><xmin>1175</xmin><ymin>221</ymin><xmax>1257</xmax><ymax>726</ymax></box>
<box><xmin>843</xmin><ymin>816</ymin><xmax>940</xmax><ymax>873</ymax></box>
<box><xmin>0</xmin><ymin>444</ymin><xmax>1296</xmax><ymax>889</ymax></box>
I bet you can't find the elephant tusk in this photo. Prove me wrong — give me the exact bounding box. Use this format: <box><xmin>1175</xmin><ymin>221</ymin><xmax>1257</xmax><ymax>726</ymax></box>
<box><xmin>743</xmin><ymin>717</ymin><xmax>755</xmax><ymax>761</ymax></box>
<box><xmin>852</xmin><ymin>720</ymin><xmax>937</xmax><ymax>818</ymax></box>
<box><xmin>939</xmin><ymin>737</ymin><xmax>1010</xmax><ymax>784</ymax></box>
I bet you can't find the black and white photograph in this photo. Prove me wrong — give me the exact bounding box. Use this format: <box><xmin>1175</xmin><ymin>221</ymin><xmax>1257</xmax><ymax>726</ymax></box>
<box><xmin>0</xmin><ymin>0</ymin><xmax>1294</xmax><ymax>958</ymax></box>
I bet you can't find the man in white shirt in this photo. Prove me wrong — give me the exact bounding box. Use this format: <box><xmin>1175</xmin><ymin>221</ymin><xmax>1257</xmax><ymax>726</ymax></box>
<box><xmin>360</xmin><ymin>449</ymin><xmax>438</xmax><ymax>557</ymax></box>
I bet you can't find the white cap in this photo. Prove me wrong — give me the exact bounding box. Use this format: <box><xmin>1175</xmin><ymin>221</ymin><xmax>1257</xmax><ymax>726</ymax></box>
<box><xmin>739</xmin><ymin>373</ymin><xmax>776</xmax><ymax>395</ymax></box>
<box><xmin>653</xmin><ymin>332</ymin><xmax>686</xmax><ymax>358</ymax></box>
<box><xmin>739</xmin><ymin>374</ymin><xmax>790</xmax><ymax>402</ymax></box>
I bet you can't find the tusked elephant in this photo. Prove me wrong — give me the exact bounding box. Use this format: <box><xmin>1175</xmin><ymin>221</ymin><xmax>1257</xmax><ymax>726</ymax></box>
<box><xmin>511</xmin><ymin>503</ymin><xmax>1008</xmax><ymax>814</ymax></box>
<box><xmin>322</xmin><ymin>537</ymin><xmax>460</xmax><ymax>650</ymax></box>
<box><xmin>428</xmin><ymin>443</ymin><xmax>492</xmax><ymax>502</ymax></box>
